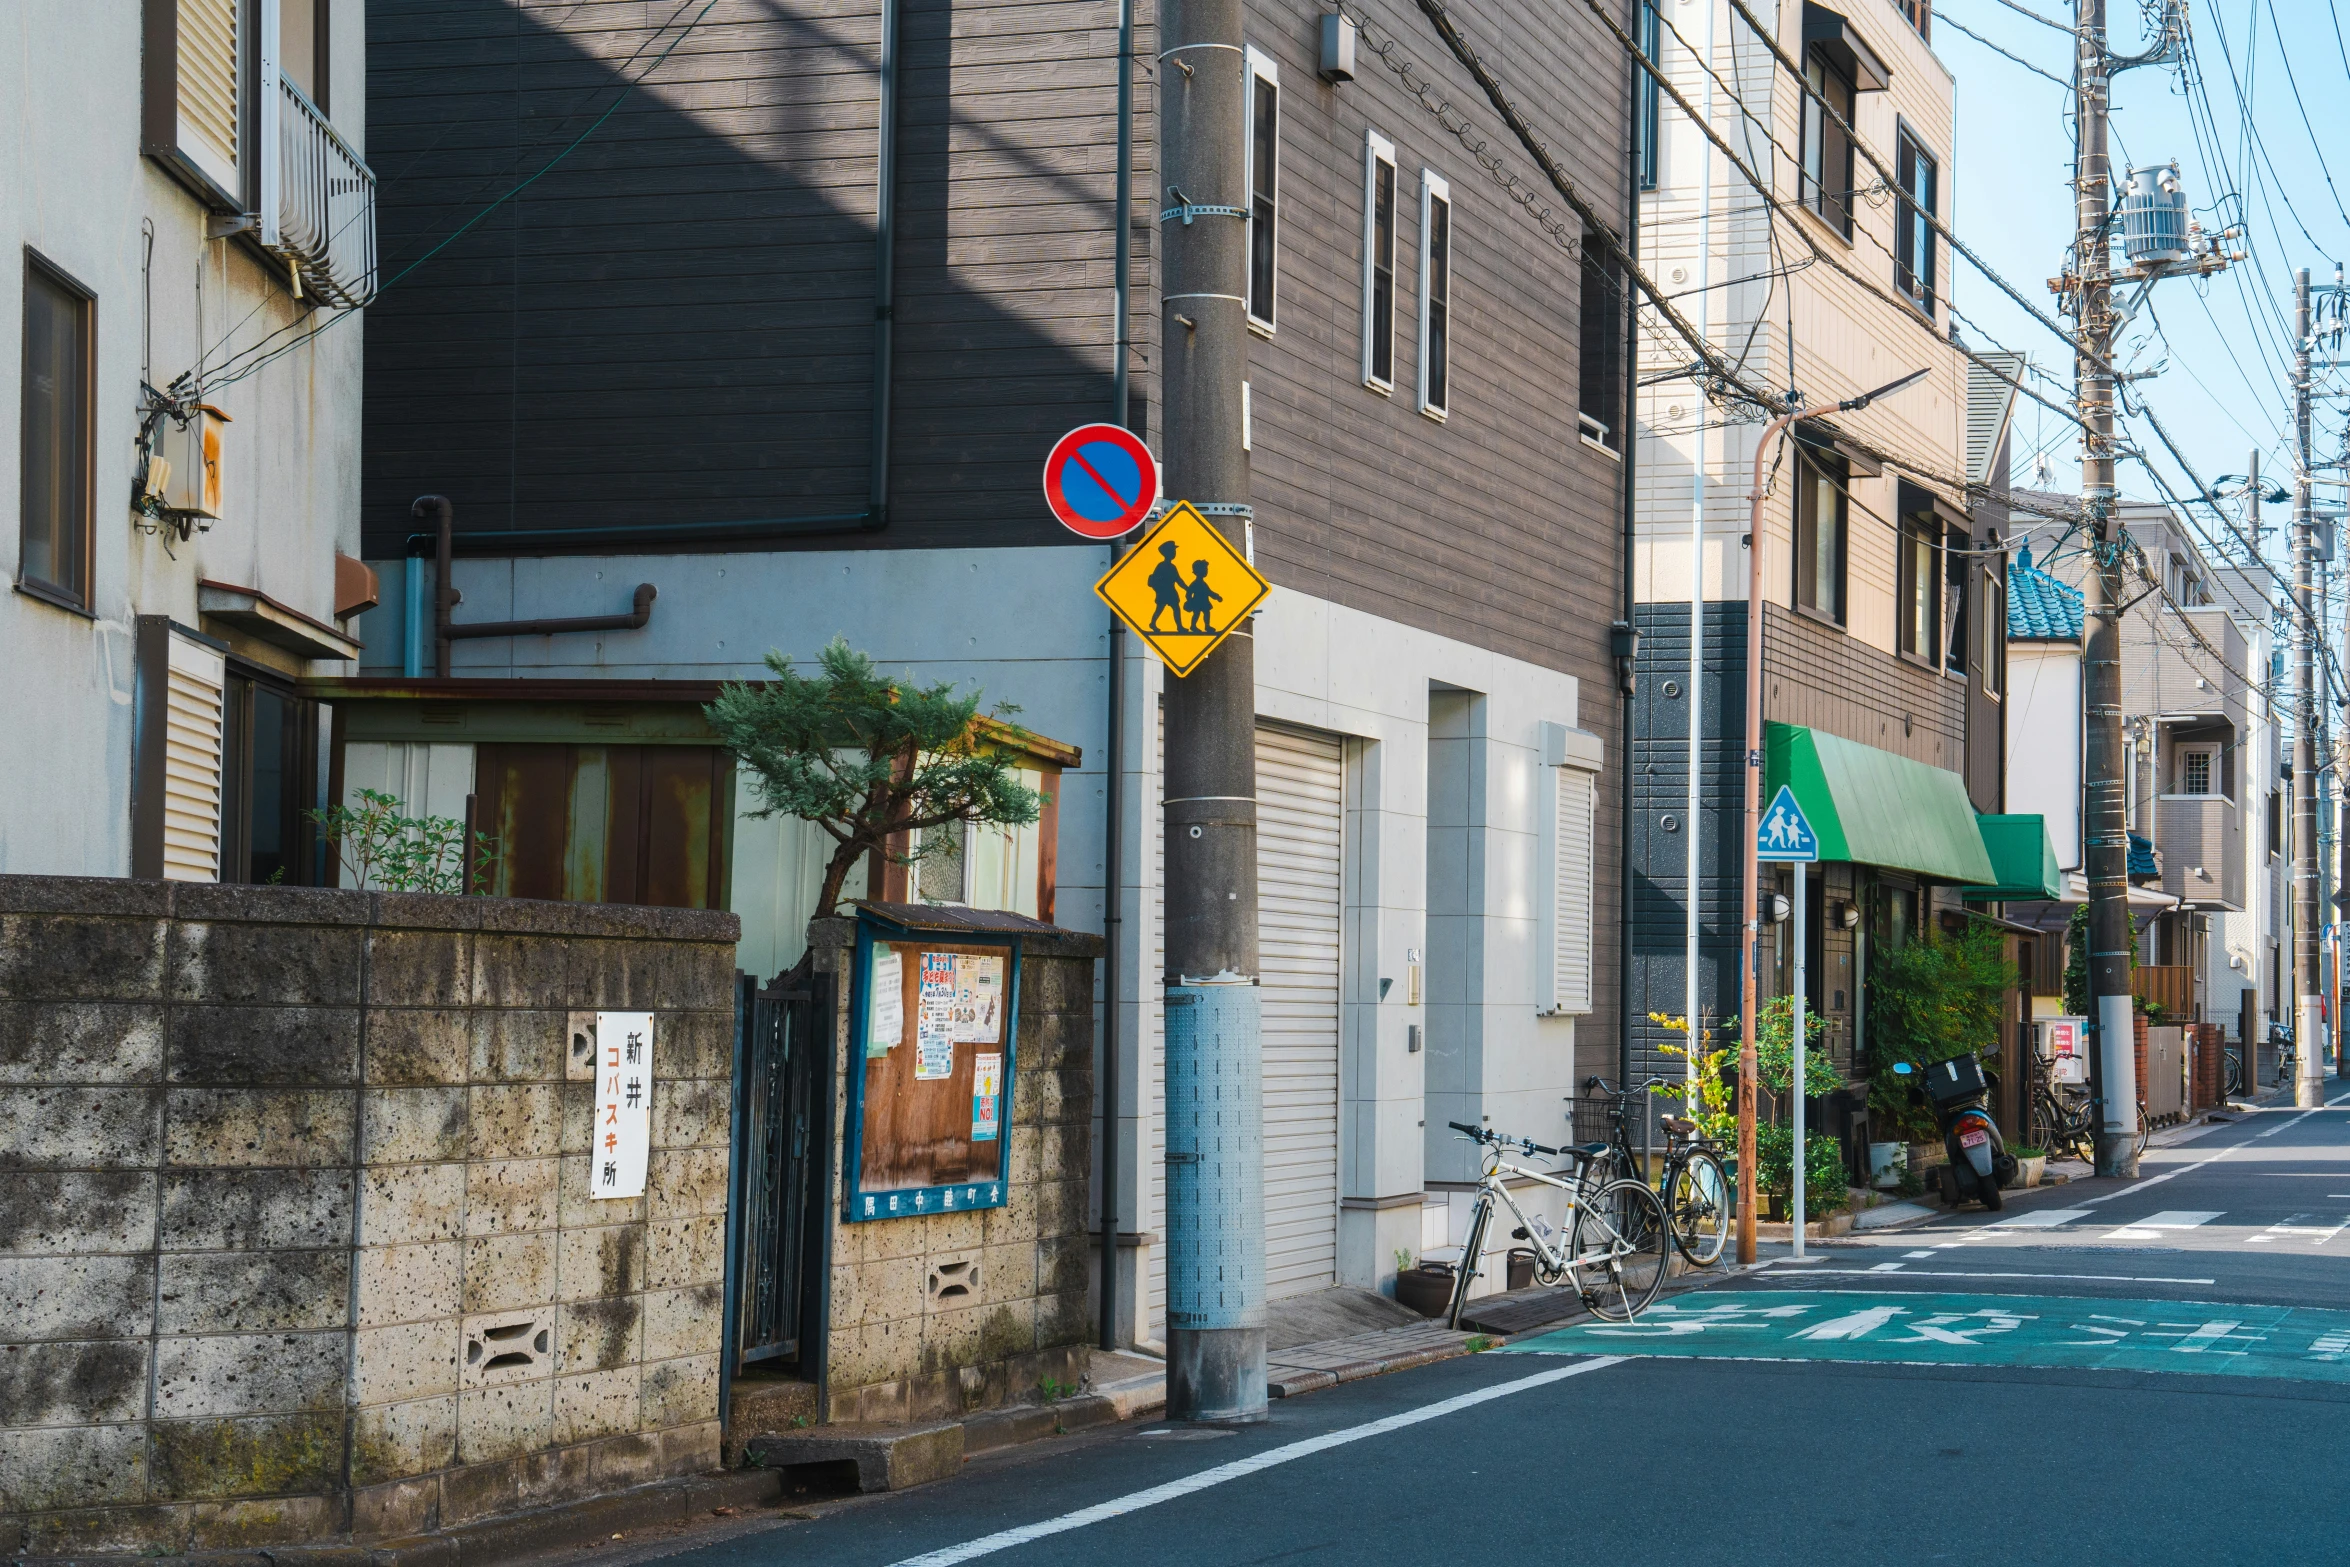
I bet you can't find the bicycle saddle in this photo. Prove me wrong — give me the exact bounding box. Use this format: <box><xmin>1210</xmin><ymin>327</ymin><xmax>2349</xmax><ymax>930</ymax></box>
<box><xmin>1659</xmin><ymin>1115</ymin><xmax>1697</xmax><ymax>1137</ymax></box>
<box><xmin>1562</xmin><ymin>1142</ymin><xmax>1612</xmax><ymax>1165</ymax></box>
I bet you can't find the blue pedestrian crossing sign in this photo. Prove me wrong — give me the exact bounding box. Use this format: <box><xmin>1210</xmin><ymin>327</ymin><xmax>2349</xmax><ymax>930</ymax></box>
<box><xmin>1756</xmin><ymin>785</ymin><xmax>1819</xmax><ymax>861</ymax></box>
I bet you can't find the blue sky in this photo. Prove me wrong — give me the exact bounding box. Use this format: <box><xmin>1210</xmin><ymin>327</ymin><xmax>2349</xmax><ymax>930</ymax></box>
<box><xmin>1940</xmin><ymin>0</ymin><xmax>2350</xmax><ymax>568</ymax></box>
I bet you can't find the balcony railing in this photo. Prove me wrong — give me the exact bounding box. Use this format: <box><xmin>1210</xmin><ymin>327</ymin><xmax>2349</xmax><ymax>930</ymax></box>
<box><xmin>263</xmin><ymin>74</ymin><xmax>377</xmax><ymax>309</ymax></box>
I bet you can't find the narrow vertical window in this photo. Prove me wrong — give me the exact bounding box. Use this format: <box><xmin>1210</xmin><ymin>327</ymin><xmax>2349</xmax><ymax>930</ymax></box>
<box><xmin>20</xmin><ymin>253</ymin><xmax>94</xmax><ymax>611</ymax></box>
<box><xmin>1984</xmin><ymin>570</ymin><xmax>2006</xmax><ymax>698</ymax></box>
<box><xmin>1638</xmin><ymin>0</ymin><xmax>1661</xmax><ymax>191</ymax></box>
<box><xmin>1898</xmin><ymin>512</ymin><xmax>1939</xmax><ymax>663</ymax></box>
<box><xmin>1896</xmin><ymin>128</ymin><xmax>1938</xmax><ymax>312</ymax></box>
<box><xmin>1362</xmin><ymin>131</ymin><xmax>1396</xmax><ymax>390</ymax></box>
<box><xmin>1245</xmin><ymin>47</ymin><xmax>1279</xmax><ymax>333</ymax></box>
<box><xmin>1794</xmin><ymin>452</ymin><xmax>1847</xmax><ymax>625</ymax></box>
<box><xmin>1417</xmin><ymin>169</ymin><xmax>1450</xmax><ymax>418</ymax></box>
<box><xmin>1800</xmin><ymin>48</ymin><xmax>1856</xmax><ymax>238</ymax></box>
<box><xmin>1577</xmin><ymin>224</ymin><xmax>1623</xmax><ymax>451</ymax></box>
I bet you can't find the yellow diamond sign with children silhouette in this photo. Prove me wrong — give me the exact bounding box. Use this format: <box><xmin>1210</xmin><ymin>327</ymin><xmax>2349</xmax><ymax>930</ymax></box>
<box><xmin>1094</xmin><ymin>501</ymin><xmax>1270</xmax><ymax>677</ymax></box>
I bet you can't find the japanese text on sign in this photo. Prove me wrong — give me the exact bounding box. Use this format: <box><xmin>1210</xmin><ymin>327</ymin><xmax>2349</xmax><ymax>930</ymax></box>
<box><xmin>591</xmin><ymin>1010</ymin><xmax>654</xmax><ymax>1200</ymax></box>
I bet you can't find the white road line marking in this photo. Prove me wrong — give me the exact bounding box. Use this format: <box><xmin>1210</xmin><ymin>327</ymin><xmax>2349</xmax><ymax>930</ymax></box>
<box><xmin>1903</xmin><ymin>1251</ymin><xmax>1935</xmax><ymax>1259</ymax></box>
<box><xmin>1867</xmin><ymin>1262</ymin><xmax>1904</xmax><ymax>1272</ymax></box>
<box><xmin>2168</xmin><ymin>1320</ymin><xmax>2245</xmax><ymax>1354</ymax></box>
<box><xmin>1767</xmin><ymin>1268</ymin><xmax>2216</xmax><ymax>1284</ymax></box>
<box><xmin>1989</xmin><ymin>1208</ymin><xmax>2095</xmax><ymax>1228</ymax></box>
<box><xmin>884</xmin><ymin>1356</ymin><xmax>1628</xmax><ymax>1567</ymax></box>
<box><xmin>2101</xmin><ymin>1209</ymin><xmax>2224</xmax><ymax>1240</ymax></box>
<box><xmin>2248</xmin><ymin>1213</ymin><xmax>2350</xmax><ymax>1246</ymax></box>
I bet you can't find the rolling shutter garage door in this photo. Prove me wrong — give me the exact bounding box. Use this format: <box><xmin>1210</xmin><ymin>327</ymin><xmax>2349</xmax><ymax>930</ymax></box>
<box><xmin>1148</xmin><ymin>717</ymin><xmax>1344</xmax><ymax>1331</ymax></box>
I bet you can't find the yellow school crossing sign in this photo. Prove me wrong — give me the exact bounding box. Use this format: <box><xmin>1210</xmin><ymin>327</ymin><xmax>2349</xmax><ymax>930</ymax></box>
<box><xmin>1093</xmin><ymin>502</ymin><xmax>1270</xmax><ymax>677</ymax></box>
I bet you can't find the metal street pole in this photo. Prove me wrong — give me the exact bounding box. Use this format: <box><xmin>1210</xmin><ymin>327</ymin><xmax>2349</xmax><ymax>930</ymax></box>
<box><xmin>2076</xmin><ymin>0</ymin><xmax>2139</xmax><ymax>1175</ymax></box>
<box><xmin>2294</xmin><ymin>267</ymin><xmax>2325</xmax><ymax>1108</ymax></box>
<box><xmin>1738</xmin><ymin>404</ymin><xmax>1803</xmax><ymax>1266</ymax></box>
<box><xmin>1158</xmin><ymin>0</ymin><xmax>1267</xmax><ymax>1422</ymax></box>
<box><xmin>1790</xmin><ymin>866</ymin><xmax>1807</xmax><ymax>1260</ymax></box>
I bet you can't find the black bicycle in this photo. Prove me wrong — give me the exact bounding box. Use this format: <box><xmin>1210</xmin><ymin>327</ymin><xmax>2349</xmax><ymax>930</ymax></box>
<box><xmin>1581</xmin><ymin>1076</ymin><xmax>1732</xmax><ymax>1268</ymax></box>
<box><xmin>2027</xmin><ymin>1054</ymin><xmax>2095</xmax><ymax>1163</ymax></box>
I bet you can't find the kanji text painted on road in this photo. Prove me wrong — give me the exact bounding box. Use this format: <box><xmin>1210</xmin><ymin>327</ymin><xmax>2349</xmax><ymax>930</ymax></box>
<box><xmin>1506</xmin><ymin>1291</ymin><xmax>2350</xmax><ymax>1385</ymax></box>
<box><xmin>1094</xmin><ymin>501</ymin><xmax>1270</xmax><ymax>677</ymax></box>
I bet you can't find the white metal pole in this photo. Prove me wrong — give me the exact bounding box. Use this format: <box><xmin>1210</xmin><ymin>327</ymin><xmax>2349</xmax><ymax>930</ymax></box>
<box><xmin>1684</xmin><ymin>0</ymin><xmax>1718</xmax><ymax>1113</ymax></box>
<box><xmin>1791</xmin><ymin>867</ymin><xmax>1807</xmax><ymax>1259</ymax></box>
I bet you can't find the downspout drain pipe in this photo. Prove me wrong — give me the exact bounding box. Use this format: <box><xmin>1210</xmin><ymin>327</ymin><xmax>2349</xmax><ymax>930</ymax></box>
<box><xmin>413</xmin><ymin>495</ymin><xmax>658</xmax><ymax>678</ymax></box>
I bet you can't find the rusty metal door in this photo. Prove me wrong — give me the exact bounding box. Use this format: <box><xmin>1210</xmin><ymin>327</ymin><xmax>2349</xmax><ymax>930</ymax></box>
<box><xmin>724</xmin><ymin>966</ymin><xmax>831</xmax><ymax>1377</ymax></box>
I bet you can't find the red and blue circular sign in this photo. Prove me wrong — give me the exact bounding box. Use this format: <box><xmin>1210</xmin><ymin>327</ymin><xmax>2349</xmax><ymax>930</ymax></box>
<box><xmin>1042</xmin><ymin>423</ymin><xmax>1159</xmax><ymax>539</ymax></box>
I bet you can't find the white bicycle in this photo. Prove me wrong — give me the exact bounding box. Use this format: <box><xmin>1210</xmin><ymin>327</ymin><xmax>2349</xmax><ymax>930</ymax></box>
<box><xmin>1442</xmin><ymin>1121</ymin><xmax>1670</xmax><ymax>1326</ymax></box>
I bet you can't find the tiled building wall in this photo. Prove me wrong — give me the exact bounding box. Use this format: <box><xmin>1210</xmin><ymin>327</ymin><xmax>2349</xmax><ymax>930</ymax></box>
<box><xmin>0</xmin><ymin>878</ymin><xmax>737</xmax><ymax>1555</ymax></box>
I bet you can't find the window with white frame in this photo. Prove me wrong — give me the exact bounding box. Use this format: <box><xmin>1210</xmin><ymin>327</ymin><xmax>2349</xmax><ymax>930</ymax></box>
<box><xmin>1362</xmin><ymin>130</ymin><xmax>1397</xmax><ymax>390</ymax></box>
<box><xmin>2177</xmin><ymin>743</ymin><xmax>2218</xmax><ymax>798</ymax></box>
<box><xmin>1418</xmin><ymin>169</ymin><xmax>1451</xmax><ymax>417</ymax></box>
<box><xmin>1246</xmin><ymin>47</ymin><xmax>1279</xmax><ymax>332</ymax></box>
<box><xmin>1536</xmin><ymin>723</ymin><xmax>1601</xmax><ymax>1015</ymax></box>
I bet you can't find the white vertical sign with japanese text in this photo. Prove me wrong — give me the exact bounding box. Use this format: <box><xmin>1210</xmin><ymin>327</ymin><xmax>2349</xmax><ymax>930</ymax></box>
<box><xmin>592</xmin><ymin>1011</ymin><xmax>654</xmax><ymax>1199</ymax></box>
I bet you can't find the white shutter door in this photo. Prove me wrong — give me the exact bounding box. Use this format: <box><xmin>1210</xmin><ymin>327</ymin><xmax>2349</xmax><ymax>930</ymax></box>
<box><xmin>1255</xmin><ymin>725</ymin><xmax>1344</xmax><ymax>1300</ymax></box>
<box><xmin>177</xmin><ymin>0</ymin><xmax>242</xmax><ymax>189</ymax></box>
<box><xmin>1147</xmin><ymin>718</ymin><xmax>1345</xmax><ymax>1334</ymax></box>
<box><xmin>161</xmin><ymin>633</ymin><xmax>227</xmax><ymax>882</ymax></box>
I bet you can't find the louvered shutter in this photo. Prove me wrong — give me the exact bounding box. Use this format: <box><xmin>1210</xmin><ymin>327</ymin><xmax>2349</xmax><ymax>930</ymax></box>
<box><xmin>1537</xmin><ymin>723</ymin><xmax>1604</xmax><ymax>1016</ymax></box>
<box><xmin>132</xmin><ymin>618</ymin><xmax>229</xmax><ymax>881</ymax></box>
<box><xmin>144</xmin><ymin>0</ymin><xmax>248</xmax><ymax>208</ymax></box>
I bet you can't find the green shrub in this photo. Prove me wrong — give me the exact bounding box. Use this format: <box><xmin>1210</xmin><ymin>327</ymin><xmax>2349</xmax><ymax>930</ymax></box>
<box><xmin>1755</xmin><ymin>1125</ymin><xmax>1850</xmax><ymax>1215</ymax></box>
<box><xmin>1865</xmin><ymin>920</ymin><xmax>2016</xmax><ymax>1142</ymax></box>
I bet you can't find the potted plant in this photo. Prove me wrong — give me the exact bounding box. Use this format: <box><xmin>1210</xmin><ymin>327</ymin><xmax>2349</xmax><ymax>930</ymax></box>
<box><xmin>1393</xmin><ymin>1249</ymin><xmax>1454</xmax><ymax>1317</ymax></box>
<box><xmin>1864</xmin><ymin>919</ymin><xmax>2017</xmax><ymax>1159</ymax></box>
<box><xmin>2007</xmin><ymin>1145</ymin><xmax>2047</xmax><ymax>1189</ymax></box>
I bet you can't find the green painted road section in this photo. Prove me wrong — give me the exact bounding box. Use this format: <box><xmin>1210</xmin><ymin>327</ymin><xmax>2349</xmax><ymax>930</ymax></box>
<box><xmin>1506</xmin><ymin>1291</ymin><xmax>2350</xmax><ymax>1384</ymax></box>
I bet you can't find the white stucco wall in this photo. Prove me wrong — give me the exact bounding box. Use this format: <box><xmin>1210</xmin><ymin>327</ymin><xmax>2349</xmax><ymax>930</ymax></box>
<box><xmin>2006</xmin><ymin>642</ymin><xmax>2081</xmax><ymax>872</ymax></box>
<box><xmin>0</xmin><ymin>0</ymin><xmax>366</xmax><ymax>874</ymax></box>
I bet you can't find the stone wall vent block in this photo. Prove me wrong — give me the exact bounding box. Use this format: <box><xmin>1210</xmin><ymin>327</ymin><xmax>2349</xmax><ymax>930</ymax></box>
<box><xmin>467</xmin><ymin>1317</ymin><xmax>549</xmax><ymax>1378</ymax></box>
<box><xmin>744</xmin><ymin>1421</ymin><xmax>964</xmax><ymax>1493</ymax></box>
<box><xmin>926</xmin><ymin>1255</ymin><xmax>980</xmax><ymax>1307</ymax></box>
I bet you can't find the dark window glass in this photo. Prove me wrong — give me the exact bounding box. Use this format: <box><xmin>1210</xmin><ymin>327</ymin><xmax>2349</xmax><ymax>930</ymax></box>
<box><xmin>1897</xmin><ymin>131</ymin><xmax>1938</xmax><ymax>312</ymax></box>
<box><xmin>21</xmin><ymin>257</ymin><xmax>92</xmax><ymax>607</ymax></box>
<box><xmin>1370</xmin><ymin>155</ymin><xmax>1395</xmax><ymax>384</ymax></box>
<box><xmin>1249</xmin><ymin>75</ymin><xmax>1278</xmax><ymax>326</ymax></box>
<box><xmin>1795</xmin><ymin>454</ymin><xmax>1847</xmax><ymax>623</ymax></box>
<box><xmin>1638</xmin><ymin>1</ymin><xmax>1661</xmax><ymax>191</ymax></box>
<box><xmin>1423</xmin><ymin>193</ymin><xmax>1450</xmax><ymax>411</ymax></box>
<box><xmin>1945</xmin><ymin>528</ymin><xmax>1967</xmax><ymax>672</ymax></box>
<box><xmin>221</xmin><ymin>676</ymin><xmax>322</xmax><ymax>886</ymax></box>
<box><xmin>1577</xmin><ymin>225</ymin><xmax>1623</xmax><ymax>450</ymax></box>
<box><xmin>1800</xmin><ymin>49</ymin><xmax>1856</xmax><ymax>238</ymax></box>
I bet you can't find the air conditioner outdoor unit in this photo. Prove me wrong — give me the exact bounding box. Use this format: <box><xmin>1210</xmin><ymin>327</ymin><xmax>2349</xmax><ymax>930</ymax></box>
<box><xmin>157</xmin><ymin>403</ymin><xmax>230</xmax><ymax>520</ymax></box>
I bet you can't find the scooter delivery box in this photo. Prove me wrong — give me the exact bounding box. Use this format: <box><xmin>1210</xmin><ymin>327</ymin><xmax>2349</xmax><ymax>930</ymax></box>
<box><xmin>1921</xmin><ymin>1053</ymin><xmax>1989</xmax><ymax>1106</ymax></box>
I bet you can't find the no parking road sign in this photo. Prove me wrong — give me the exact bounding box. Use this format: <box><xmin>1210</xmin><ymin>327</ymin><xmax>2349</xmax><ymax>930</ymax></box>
<box><xmin>1043</xmin><ymin>423</ymin><xmax>1159</xmax><ymax>539</ymax></box>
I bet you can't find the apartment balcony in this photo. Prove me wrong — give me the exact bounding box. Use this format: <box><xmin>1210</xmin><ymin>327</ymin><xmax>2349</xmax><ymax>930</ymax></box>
<box><xmin>263</xmin><ymin>74</ymin><xmax>377</xmax><ymax>309</ymax></box>
<box><xmin>2157</xmin><ymin>793</ymin><xmax>2244</xmax><ymax>911</ymax></box>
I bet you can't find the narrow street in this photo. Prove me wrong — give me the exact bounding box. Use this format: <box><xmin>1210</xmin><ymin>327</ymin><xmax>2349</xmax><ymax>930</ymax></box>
<box><xmin>577</xmin><ymin>1100</ymin><xmax>2350</xmax><ymax>1567</ymax></box>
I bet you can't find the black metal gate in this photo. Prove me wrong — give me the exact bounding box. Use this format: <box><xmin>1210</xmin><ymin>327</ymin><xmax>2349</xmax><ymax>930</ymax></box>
<box><xmin>724</xmin><ymin>966</ymin><xmax>831</xmax><ymax>1377</ymax></box>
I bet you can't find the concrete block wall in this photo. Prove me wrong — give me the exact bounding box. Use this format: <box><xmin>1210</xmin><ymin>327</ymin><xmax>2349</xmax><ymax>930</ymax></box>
<box><xmin>805</xmin><ymin>920</ymin><xmax>1099</xmax><ymax>1426</ymax></box>
<box><xmin>0</xmin><ymin>877</ymin><xmax>738</xmax><ymax>1556</ymax></box>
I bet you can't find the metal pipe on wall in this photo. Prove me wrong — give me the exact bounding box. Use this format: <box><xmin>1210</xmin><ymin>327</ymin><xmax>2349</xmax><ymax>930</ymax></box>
<box><xmin>869</xmin><ymin>0</ymin><xmax>900</xmax><ymax>529</ymax></box>
<box><xmin>1098</xmin><ymin>0</ymin><xmax>1135</xmax><ymax>1356</ymax></box>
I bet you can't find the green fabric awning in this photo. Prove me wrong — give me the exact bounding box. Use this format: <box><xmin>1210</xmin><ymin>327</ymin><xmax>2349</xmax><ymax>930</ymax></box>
<box><xmin>1764</xmin><ymin>722</ymin><xmax>1997</xmax><ymax>884</ymax></box>
<box><xmin>1964</xmin><ymin>814</ymin><xmax>2064</xmax><ymax>901</ymax></box>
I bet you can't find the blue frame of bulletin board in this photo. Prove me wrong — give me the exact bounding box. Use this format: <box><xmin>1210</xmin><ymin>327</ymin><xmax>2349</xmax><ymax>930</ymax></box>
<box><xmin>843</xmin><ymin>910</ymin><xmax>1023</xmax><ymax>1222</ymax></box>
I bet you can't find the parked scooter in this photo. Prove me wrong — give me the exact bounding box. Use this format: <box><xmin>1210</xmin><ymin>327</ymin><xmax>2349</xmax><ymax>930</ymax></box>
<box><xmin>1891</xmin><ymin>1053</ymin><xmax>2016</xmax><ymax>1211</ymax></box>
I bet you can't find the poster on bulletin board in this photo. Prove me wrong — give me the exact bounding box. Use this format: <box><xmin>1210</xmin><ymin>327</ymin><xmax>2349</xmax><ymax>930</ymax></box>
<box><xmin>846</xmin><ymin>912</ymin><xmax>1023</xmax><ymax>1221</ymax></box>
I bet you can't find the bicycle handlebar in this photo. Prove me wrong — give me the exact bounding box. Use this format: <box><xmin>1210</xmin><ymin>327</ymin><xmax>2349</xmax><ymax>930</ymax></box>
<box><xmin>1448</xmin><ymin>1121</ymin><xmax>1559</xmax><ymax>1157</ymax></box>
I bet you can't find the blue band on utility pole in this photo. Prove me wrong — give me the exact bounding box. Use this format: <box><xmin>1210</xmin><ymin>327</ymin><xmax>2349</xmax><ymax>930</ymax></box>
<box><xmin>1164</xmin><ymin>981</ymin><xmax>1266</xmax><ymax>1332</ymax></box>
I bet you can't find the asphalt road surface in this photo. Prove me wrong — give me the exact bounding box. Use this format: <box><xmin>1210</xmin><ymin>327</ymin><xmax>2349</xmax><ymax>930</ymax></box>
<box><xmin>608</xmin><ymin>1096</ymin><xmax>2350</xmax><ymax>1567</ymax></box>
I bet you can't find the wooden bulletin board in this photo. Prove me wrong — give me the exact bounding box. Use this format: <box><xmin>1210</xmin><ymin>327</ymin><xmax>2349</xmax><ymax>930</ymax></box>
<box><xmin>843</xmin><ymin>916</ymin><xmax>1021</xmax><ymax>1222</ymax></box>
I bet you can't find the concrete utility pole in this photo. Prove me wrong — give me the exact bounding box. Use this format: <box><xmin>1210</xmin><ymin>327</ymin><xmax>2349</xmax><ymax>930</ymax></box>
<box><xmin>2075</xmin><ymin>0</ymin><xmax>2140</xmax><ymax>1174</ymax></box>
<box><xmin>1157</xmin><ymin>0</ymin><xmax>1268</xmax><ymax>1422</ymax></box>
<box><xmin>2293</xmin><ymin>267</ymin><xmax>2325</xmax><ymax>1107</ymax></box>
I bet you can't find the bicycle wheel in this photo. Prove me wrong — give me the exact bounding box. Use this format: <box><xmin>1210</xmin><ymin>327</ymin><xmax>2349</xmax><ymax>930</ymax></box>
<box><xmin>1445</xmin><ymin>1198</ymin><xmax>1491</xmax><ymax>1330</ymax></box>
<box><xmin>2135</xmin><ymin>1100</ymin><xmax>2152</xmax><ymax>1160</ymax></box>
<box><xmin>1665</xmin><ymin>1149</ymin><xmax>1730</xmax><ymax>1267</ymax></box>
<box><xmin>1573</xmin><ymin>1178</ymin><xmax>1669</xmax><ymax>1320</ymax></box>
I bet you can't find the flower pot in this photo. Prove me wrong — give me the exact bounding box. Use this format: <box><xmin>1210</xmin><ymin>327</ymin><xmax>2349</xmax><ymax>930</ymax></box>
<box><xmin>1394</xmin><ymin>1264</ymin><xmax>1455</xmax><ymax>1318</ymax></box>
<box><xmin>1507</xmin><ymin>1248</ymin><xmax>1536</xmax><ymax>1291</ymax></box>
<box><xmin>2007</xmin><ymin>1154</ymin><xmax>2045</xmax><ymax>1190</ymax></box>
<box><xmin>1867</xmin><ymin>1141</ymin><xmax>1908</xmax><ymax>1190</ymax></box>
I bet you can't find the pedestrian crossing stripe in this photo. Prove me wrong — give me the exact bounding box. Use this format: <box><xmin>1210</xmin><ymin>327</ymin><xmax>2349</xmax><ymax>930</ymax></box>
<box><xmin>1505</xmin><ymin>1291</ymin><xmax>2350</xmax><ymax>1385</ymax></box>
